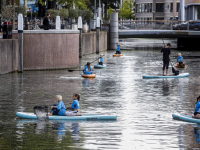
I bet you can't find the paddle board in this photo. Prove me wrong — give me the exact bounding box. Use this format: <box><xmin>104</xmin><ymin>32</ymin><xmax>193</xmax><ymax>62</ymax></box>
<box><xmin>81</xmin><ymin>74</ymin><xmax>96</xmax><ymax>78</ymax></box>
<box><xmin>172</xmin><ymin>113</ymin><xmax>200</xmax><ymax>124</ymax></box>
<box><xmin>94</xmin><ymin>64</ymin><xmax>106</xmax><ymax>69</ymax></box>
<box><xmin>174</xmin><ymin>64</ymin><xmax>186</xmax><ymax>68</ymax></box>
<box><xmin>16</xmin><ymin>112</ymin><xmax>117</xmax><ymax>120</ymax></box>
<box><xmin>113</xmin><ymin>54</ymin><xmax>123</xmax><ymax>57</ymax></box>
<box><xmin>142</xmin><ymin>73</ymin><xmax>189</xmax><ymax>79</ymax></box>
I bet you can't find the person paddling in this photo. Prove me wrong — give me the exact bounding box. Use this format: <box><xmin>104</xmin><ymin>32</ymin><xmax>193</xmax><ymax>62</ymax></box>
<box><xmin>98</xmin><ymin>54</ymin><xmax>103</xmax><ymax>65</ymax></box>
<box><xmin>83</xmin><ymin>62</ymin><xmax>93</xmax><ymax>74</ymax></box>
<box><xmin>193</xmin><ymin>96</ymin><xmax>200</xmax><ymax>118</ymax></box>
<box><xmin>65</xmin><ymin>93</ymin><xmax>81</xmax><ymax>116</ymax></box>
<box><xmin>49</xmin><ymin>95</ymin><xmax>66</xmax><ymax>116</ymax></box>
<box><xmin>176</xmin><ymin>53</ymin><xmax>184</xmax><ymax>66</ymax></box>
<box><xmin>115</xmin><ymin>42</ymin><xmax>121</xmax><ymax>54</ymax></box>
<box><xmin>161</xmin><ymin>43</ymin><xmax>171</xmax><ymax>76</ymax></box>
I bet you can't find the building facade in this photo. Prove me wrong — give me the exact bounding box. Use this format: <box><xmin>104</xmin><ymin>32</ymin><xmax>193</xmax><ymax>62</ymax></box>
<box><xmin>185</xmin><ymin>0</ymin><xmax>200</xmax><ymax>20</ymax></box>
<box><xmin>135</xmin><ymin>0</ymin><xmax>200</xmax><ymax>21</ymax></box>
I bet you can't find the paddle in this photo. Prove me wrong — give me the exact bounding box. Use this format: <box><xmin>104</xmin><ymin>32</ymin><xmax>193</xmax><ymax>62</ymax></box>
<box><xmin>88</xmin><ymin>54</ymin><xmax>105</xmax><ymax>65</ymax></box>
<box><xmin>33</xmin><ymin>106</ymin><xmax>49</xmax><ymax>121</ymax></box>
<box><xmin>68</xmin><ymin>55</ymin><xmax>105</xmax><ymax>72</ymax></box>
<box><xmin>68</xmin><ymin>70</ymin><xmax>83</xmax><ymax>72</ymax></box>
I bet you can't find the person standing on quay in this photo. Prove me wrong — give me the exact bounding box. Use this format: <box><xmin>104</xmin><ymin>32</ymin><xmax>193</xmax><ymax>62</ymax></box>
<box><xmin>161</xmin><ymin>43</ymin><xmax>171</xmax><ymax>76</ymax></box>
<box><xmin>43</xmin><ymin>13</ymin><xmax>50</xmax><ymax>30</ymax></box>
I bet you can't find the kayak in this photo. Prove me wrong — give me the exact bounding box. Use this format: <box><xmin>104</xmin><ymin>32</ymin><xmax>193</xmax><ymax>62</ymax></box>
<box><xmin>142</xmin><ymin>73</ymin><xmax>189</xmax><ymax>79</ymax></box>
<box><xmin>172</xmin><ymin>113</ymin><xmax>200</xmax><ymax>124</ymax></box>
<box><xmin>113</xmin><ymin>54</ymin><xmax>123</xmax><ymax>57</ymax></box>
<box><xmin>16</xmin><ymin>112</ymin><xmax>117</xmax><ymax>120</ymax></box>
<box><xmin>94</xmin><ymin>64</ymin><xmax>106</xmax><ymax>69</ymax></box>
<box><xmin>174</xmin><ymin>64</ymin><xmax>186</xmax><ymax>68</ymax></box>
<box><xmin>81</xmin><ymin>74</ymin><xmax>96</xmax><ymax>78</ymax></box>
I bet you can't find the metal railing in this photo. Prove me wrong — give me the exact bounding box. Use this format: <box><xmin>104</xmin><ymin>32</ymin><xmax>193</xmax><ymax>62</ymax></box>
<box><xmin>118</xmin><ymin>20</ymin><xmax>200</xmax><ymax>31</ymax></box>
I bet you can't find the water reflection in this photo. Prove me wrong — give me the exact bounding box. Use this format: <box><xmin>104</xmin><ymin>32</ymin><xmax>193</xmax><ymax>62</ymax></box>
<box><xmin>17</xmin><ymin>120</ymin><xmax>80</xmax><ymax>143</ymax></box>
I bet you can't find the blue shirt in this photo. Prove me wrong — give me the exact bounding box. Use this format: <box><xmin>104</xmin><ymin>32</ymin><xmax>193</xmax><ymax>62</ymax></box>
<box><xmin>177</xmin><ymin>56</ymin><xmax>183</xmax><ymax>62</ymax></box>
<box><xmin>99</xmin><ymin>57</ymin><xmax>103</xmax><ymax>62</ymax></box>
<box><xmin>116</xmin><ymin>45</ymin><xmax>120</xmax><ymax>51</ymax></box>
<box><xmin>71</xmin><ymin>99</ymin><xmax>80</xmax><ymax>110</ymax></box>
<box><xmin>194</xmin><ymin>101</ymin><xmax>200</xmax><ymax>113</ymax></box>
<box><xmin>84</xmin><ymin>65</ymin><xmax>92</xmax><ymax>74</ymax></box>
<box><xmin>57</xmin><ymin>101</ymin><xmax>66</xmax><ymax>116</ymax></box>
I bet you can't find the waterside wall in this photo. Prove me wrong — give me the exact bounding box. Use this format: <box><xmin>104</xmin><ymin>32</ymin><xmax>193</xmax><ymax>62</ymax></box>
<box><xmin>0</xmin><ymin>30</ymin><xmax>108</xmax><ymax>74</ymax></box>
<box><xmin>0</xmin><ymin>39</ymin><xmax>18</xmax><ymax>74</ymax></box>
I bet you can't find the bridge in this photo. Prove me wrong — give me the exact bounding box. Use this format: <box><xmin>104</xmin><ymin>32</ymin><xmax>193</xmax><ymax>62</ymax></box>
<box><xmin>119</xmin><ymin>30</ymin><xmax>200</xmax><ymax>38</ymax></box>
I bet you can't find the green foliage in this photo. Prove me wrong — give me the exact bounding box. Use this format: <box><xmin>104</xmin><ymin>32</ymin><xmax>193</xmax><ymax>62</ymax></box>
<box><xmin>82</xmin><ymin>9</ymin><xmax>93</xmax><ymax>21</ymax></box>
<box><xmin>107</xmin><ymin>6</ymin><xmax>116</xmax><ymax>20</ymax></box>
<box><xmin>59</xmin><ymin>8</ymin><xmax>69</xmax><ymax>20</ymax></box>
<box><xmin>1</xmin><ymin>6</ymin><xmax>15</xmax><ymax>22</ymax></box>
<box><xmin>47</xmin><ymin>9</ymin><xmax>59</xmax><ymax>19</ymax></box>
<box><xmin>119</xmin><ymin>0</ymin><xmax>134</xmax><ymax>20</ymax></box>
<box><xmin>59</xmin><ymin>0</ymin><xmax>88</xmax><ymax>9</ymax></box>
<box><xmin>15</xmin><ymin>6</ymin><xmax>27</xmax><ymax>16</ymax></box>
<box><xmin>68</xmin><ymin>7</ymin><xmax>78</xmax><ymax>19</ymax></box>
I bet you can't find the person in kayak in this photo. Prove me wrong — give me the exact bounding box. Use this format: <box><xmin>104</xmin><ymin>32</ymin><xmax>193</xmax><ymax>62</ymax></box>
<box><xmin>161</xmin><ymin>43</ymin><xmax>171</xmax><ymax>76</ymax></box>
<box><xmin>65</xmin><ymin>93</ymin><xmax>81</xmax><ymax>116</ymax></box>
<box><xmin>193</xmin><ymin>96</ymin><xmax>200</xmax><ymax>118</ymax></box>
<box><xmin>176</xmin><ymin>53</ymin><xmax>183</xmax><ymax>66</ymax></box>
<box><xmin>83</xmin><ymin>62</ymin><xmax>93</xmax><ymax>74</ymax></box>
<box><xmin>98</xmin><ymin>54</ymin><xmax>103</xmax><ymax>65</ymax></box>
<box><xmin>115</xmin><ymin>42</ymin><xmax>121</xmax><ymax>54</ymax></box>
<box><xmin>49</xmin><ymin>95</ymin><xmax>66</xmax><ymax>116</ymax></box>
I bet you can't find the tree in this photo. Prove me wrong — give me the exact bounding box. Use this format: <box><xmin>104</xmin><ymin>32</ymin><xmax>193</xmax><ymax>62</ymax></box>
<box><xmin>119</xmin><ymin>0</ymin><xmax>134</xmax><ymax>21</ymax></box>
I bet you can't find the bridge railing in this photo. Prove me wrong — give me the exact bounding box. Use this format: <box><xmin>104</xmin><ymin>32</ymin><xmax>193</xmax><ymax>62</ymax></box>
<box><xmin>118</xmin><ymin>20</ymin><xmax>193</xmax><ymax>30</ymax></box>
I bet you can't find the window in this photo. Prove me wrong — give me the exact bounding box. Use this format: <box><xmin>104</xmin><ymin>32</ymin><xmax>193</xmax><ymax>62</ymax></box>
<box><xmin>176</xmin><ymin>3</ymin><xmax>180</xmax><ymax>12</ymax></box>
<box><xmin>170</xmin><ymin>3</ymin><xmax>173</xmax><ymax>12</ymax></box>
<box><xmin>156</xmin><ymin>3</ymin><xmax>164</xmax><ymax>12</ymax></box>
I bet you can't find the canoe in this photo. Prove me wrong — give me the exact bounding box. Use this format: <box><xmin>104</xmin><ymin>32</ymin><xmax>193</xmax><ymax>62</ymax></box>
<box><xmin>16</xmin><ymin>112</ymin><xmax>117</xmax><ymax>120</ymax></box>
<box><xmin>81</xmin><ymin>74</ymin><xmax>96</xmax><ymax>78</ymax></box>
<box><xmin>174</xmin><ymin>64</ymin><xmax>186</xmax><ymax>68</ymax></box>
<box><xmin>113</xmin><ymin>54</ymin><xmax>123</xmax><ymax>57</ymax></box>
<box><xmin>142</xmin><ymin>73</ymin><xmax>189</xmax><ymax>79</ymax></box>
<box><xmin>94</xmin><ymin>64</ymin><xmax>106</xmax><ymax>69</ymax></box>
<box><xmin>172</xmin><ymin>113</ymin><xmax>200</xmax><ymax>124</ymax></box>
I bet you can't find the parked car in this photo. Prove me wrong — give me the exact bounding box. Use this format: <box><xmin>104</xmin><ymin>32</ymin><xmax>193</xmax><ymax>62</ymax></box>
<box><xmin>173</xmin><ymin>20</ymin><xmax>200</xmax><ymax>30</ymax></box>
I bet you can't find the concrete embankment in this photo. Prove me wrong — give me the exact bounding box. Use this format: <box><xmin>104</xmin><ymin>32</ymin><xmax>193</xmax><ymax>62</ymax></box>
<box><xmin>0</xmin><ymin>30</ymin><xmax>107</xmax><ymax>74</ymax></box>
<box><xmin>0</xmin><ymin>39</ymin><xmax>18</xmax><ymax>74</ymax></box>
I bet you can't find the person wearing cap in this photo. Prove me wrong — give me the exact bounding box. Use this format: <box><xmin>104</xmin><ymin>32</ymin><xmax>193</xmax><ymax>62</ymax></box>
<box><xmin>193</xmin><ymin>96</ymin><xmax>200</xmax><ymax>118</ymax></box>
<box><xmin>161</xmin><ymin>43</ymin><xmax>171</xmax><ymax>76</ymax></box>
<box><xmin>83</xmin><ymin>62</ymin><xmax>93</xmax><ymax>74</ymax></box>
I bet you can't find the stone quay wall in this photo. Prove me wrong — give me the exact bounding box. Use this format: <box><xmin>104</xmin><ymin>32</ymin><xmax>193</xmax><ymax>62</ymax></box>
<box><xmin>82</xmin><ymin>31</ymin><xmax>107</xmax><ymax>55</ymax></box>
<box><xmin>0</xmin><ymin>30</ymin><xmax>108</xmax><ymax>74</ymax></box>
<box><xmin>0</xmin><ymin>39</ymin><xmax>18</xmax><ymax>74</ymax></box>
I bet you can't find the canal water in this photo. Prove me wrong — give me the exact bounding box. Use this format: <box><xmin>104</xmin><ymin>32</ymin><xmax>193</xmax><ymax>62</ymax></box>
<box><xmin>1</xmin><ymin>41</ymin><xmax>200</xmax><ymax>149</ymax></box>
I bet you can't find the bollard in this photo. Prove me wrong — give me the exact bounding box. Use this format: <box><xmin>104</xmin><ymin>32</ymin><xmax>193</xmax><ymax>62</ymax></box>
<box><xmin>96</xmin><ymin>17</ymin><xmax>100</xmax><ymax>54</ymax></box>
<box><xmin>78</xmin><ymin>16</ymin><xmax>83</xmax><ymax>58</ymax></box>
<box><xmin>18</xmin><ymin>13</ymin><xmax>23</xmax><ymax>73</ymax></box>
